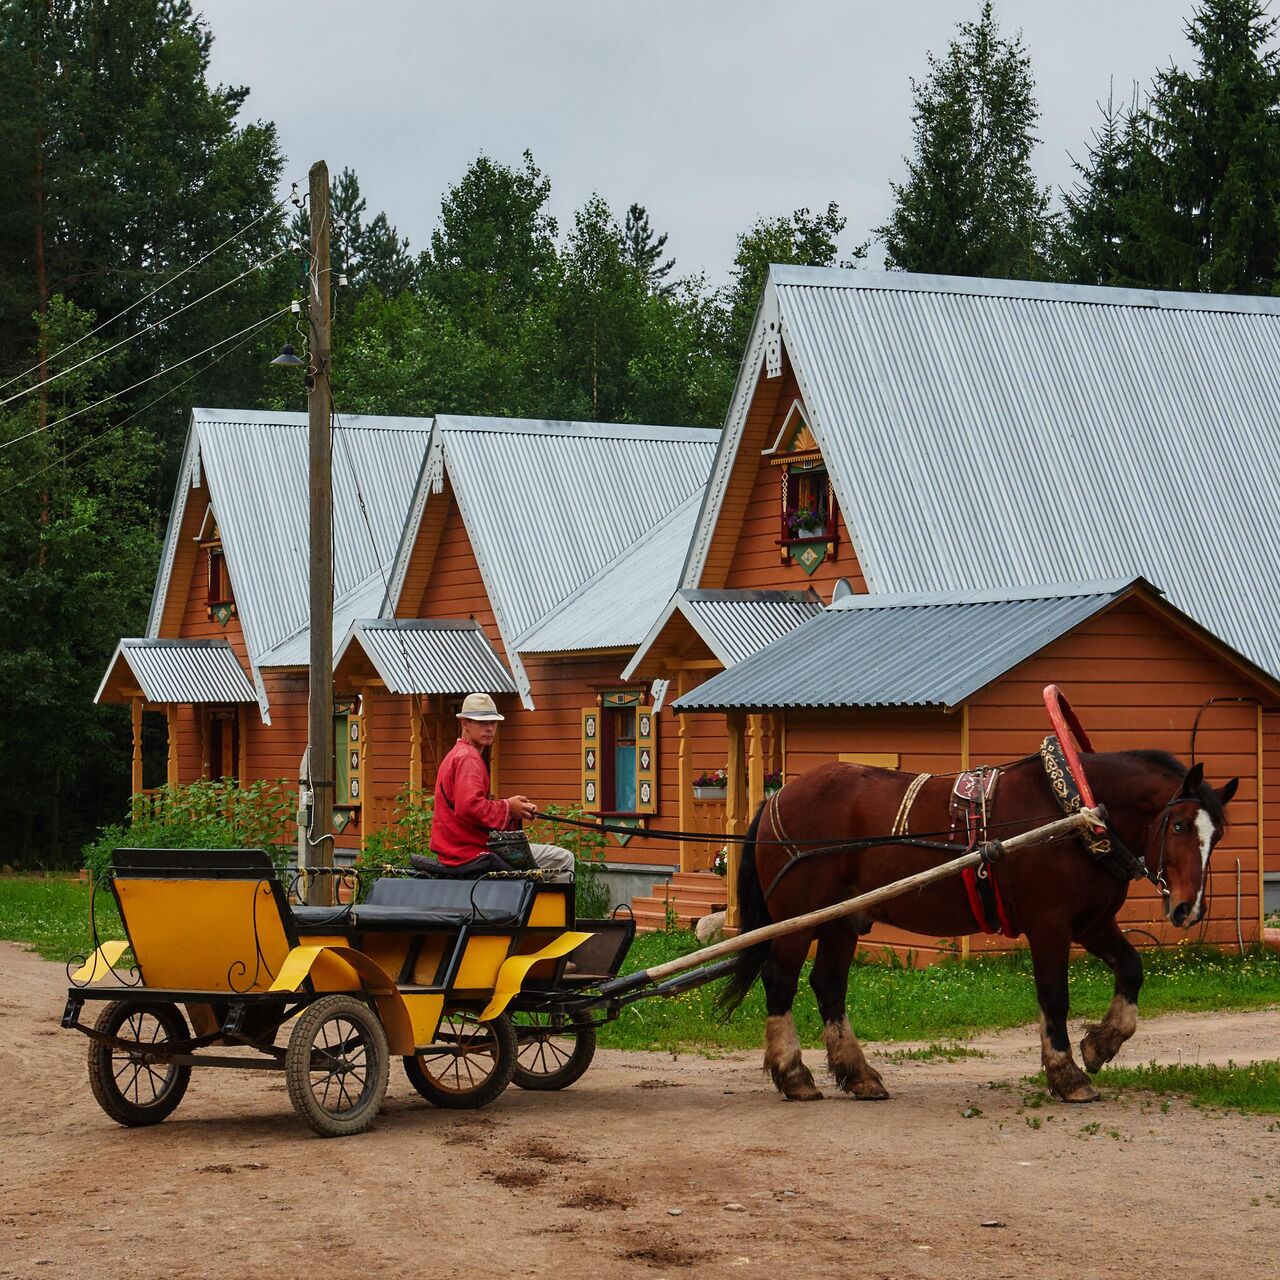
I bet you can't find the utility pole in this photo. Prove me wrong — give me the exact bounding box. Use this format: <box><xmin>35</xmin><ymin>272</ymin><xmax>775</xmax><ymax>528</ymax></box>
<box><xmin>306</xmin><ymin>159</ymin><xmax>334</xmax><ymax>905</ymax></box>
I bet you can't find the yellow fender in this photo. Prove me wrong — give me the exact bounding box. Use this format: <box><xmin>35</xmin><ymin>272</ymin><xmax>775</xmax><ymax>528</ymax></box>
<box><xmin>269</xmin><ymin>945</ymin><xmax>416</xmax><ymax>1055</ymax></box>
<box><xmin>478</xmin><ymin>931</ymin><xmax>594</xmax><ymax>1023</ymax></box>
<box><xmin>70</xmin><ymin>940</ymin><xmax>132</xmax><ymax>985</ymax></box>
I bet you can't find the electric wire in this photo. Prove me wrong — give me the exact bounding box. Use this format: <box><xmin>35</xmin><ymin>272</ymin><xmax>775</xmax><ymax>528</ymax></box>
<box><xmin>0</xmin><ymin>188</ymin><xmax>296</xmax><ymax>397</ymax></box>
<box><xmin>0</xmin><ymin>307</ymin><xmax>291</xmax><ymax>453</ymax></box>
<box><xmin>0</xmin><ymin>313</ymin><xmax>278</xmax><ymax>500</ymax></box>
<box><xmin>0</xmin><ymin>249</ymin><xmax>287</xmax><ymax>412</ymax></box>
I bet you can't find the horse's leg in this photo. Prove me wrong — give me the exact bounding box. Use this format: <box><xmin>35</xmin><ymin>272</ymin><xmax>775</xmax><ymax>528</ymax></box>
<box><xmin>1075</xmin><ymin>917</ymin><xmax>1143</xmax><ymax>1073</ymax></box>
<box><xmin>1027</xmin><ymin>923</ymin><xmax>1101</xmax><ymax>1103</ymax></box>
<box><xmin>761</xmin><ymin>933</ymin><xmax>822</xmax><ymax>1101</ymax></box>
<box><xmin>811</xmin><ymin>921</ymin><xmax>888</xmax><ymax>1100</ymax></box>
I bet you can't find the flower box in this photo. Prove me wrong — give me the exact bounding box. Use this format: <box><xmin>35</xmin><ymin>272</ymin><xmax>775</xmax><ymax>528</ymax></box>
<box><xmin>692</xmin><ymin>785</ymin><xmax>727</xmax><ymax>801</ymax></box>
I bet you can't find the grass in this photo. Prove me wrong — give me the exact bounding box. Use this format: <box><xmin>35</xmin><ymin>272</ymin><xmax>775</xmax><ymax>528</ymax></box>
<box><xmin>1096</xmin><ymin>1060</ymin><xmax>1280</xmax><ymax>1114</ymax></box>
<box><xmin>3</xmin><ymin>878</ymin><xmax>1278</xmax><ymax>1056</ymax></box>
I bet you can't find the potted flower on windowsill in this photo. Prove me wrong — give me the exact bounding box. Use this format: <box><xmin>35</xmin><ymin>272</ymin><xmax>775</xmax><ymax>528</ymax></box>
<box><xmin>786</xmin><ymin>503</ymin><xmax>826</xmax><ymax>539</ymax></box>
<box><xmin>692</xmin><ymin>768</ymin><xmax>728</xmax><ymax>801</ymax></box>
<box><xmin>764</xmin><ymin>769</ymin><xmax>783</xmax><ymax>798</ymax></box>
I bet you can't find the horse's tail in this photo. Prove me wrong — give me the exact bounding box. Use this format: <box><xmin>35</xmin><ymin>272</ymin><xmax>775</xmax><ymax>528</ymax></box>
<box><xmin>715</xmin><ymin>802</ymin><xmax>770</xmax><ymax>1017</ymax></box>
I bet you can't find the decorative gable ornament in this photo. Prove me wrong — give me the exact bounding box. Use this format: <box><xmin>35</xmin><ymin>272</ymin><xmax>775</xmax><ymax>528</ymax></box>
<box><xmin>761</xmin><ymin>287</ymin><xmax>783</xmax><ymax>379</ymax></box>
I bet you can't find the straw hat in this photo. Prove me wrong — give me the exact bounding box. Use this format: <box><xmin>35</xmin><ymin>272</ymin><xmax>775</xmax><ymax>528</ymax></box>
<box><xmin>456</xmin><ymin>692</ymin><xmax>504</xmax><ymax>721</ymax></box>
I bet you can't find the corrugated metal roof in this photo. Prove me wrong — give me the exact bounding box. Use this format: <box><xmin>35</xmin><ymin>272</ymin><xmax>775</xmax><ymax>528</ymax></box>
<box><xmin>516</xmin><ymin>492</ymin><xmax>703</xmax><ymax>654</ymax></box>
<box><xmin>621</xmin><ymin>588</ymin><xmax>823</xmax><ymax>680</ymax></box>
<box><xmin>96</xmin><ymin>638</ymin><xmax>256</xmax><ymax>705</ymax></box>
<box><xmin>151</xmin><ymin>409</ymin><xmax>432</xmax><ymax>684</ymax></box>
<box><xmin>740</xmin><ymin>265</ymin><xmax>1280</xmax><ymax>680</ymax></box>
<box><xmin>672</xmin><ymin>582</ymin><xmax>1134</xmax><ymax>711</ymax></box>
<box><xmin>436</xmin><ymin>416</ymin><xmax>719</xmax><ymax>645</ymax></box>
<box><xmin>336</xmin><ymin>620</ymin><xmax>516</xmax><ymax>696</ymax></box>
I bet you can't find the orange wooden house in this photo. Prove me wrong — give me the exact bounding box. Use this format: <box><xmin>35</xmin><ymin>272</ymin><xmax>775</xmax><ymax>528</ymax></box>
<box><xmin>626</xmin><ymin>266</ymin><xmax>1280</xmax><ymax>944</ymax></box>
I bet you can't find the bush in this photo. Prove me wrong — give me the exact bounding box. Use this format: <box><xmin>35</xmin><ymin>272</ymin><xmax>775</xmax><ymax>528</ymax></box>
<box><xmin>361</xmin><ymin>787</ymin><xmax>434</xmax><ymax>875</ymax></box>
<box><xmin>81</xmin><ymin>779</ymin><xmax>295</xmax><ymax>884</ymax></box>
<box><xmin>527</xmin><ymin>803</ymin><xmax>610</xmax><ymax>918</ymax></box>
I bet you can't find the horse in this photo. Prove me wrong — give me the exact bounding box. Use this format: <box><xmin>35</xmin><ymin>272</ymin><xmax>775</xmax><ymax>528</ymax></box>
<box><xmin>717</xmin><ymin>749</ymin><xmax>1239</xmax><ymax>1103</ymax></box>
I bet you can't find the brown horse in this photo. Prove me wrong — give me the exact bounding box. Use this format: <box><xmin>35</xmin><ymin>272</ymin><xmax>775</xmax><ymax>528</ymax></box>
<box><xmin>718</xmin><ymin>750</ymin><xmax>1239</xmax><ymax>1103</ymax></box>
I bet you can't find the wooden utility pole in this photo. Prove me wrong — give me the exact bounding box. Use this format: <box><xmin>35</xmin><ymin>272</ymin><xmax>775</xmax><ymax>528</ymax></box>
<box><xmin>306</xmin><ymin>160</ymin><xmax>335</xmax><ymax>905</ymax></box>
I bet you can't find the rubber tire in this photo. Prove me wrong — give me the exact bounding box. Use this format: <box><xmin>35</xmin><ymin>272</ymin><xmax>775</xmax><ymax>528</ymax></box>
<box><xmin>285</xmin><ymin>995</ymin><xmax>389</xmax><ymax>1138</ymax></box>
<box><xmin>88</xmin><ymin>1000</ymin><xmax>192</xmax><ymax>1127</ymax></box>
<box><xmin>403</xmin><ymin>1011</ymin><xmax>517</xmax><ymax>1110</ymax></box>
<box><xmin>512</xmin><ymin>1013</ymin><xmax>597</xmax><ymax>1091</ymax></box>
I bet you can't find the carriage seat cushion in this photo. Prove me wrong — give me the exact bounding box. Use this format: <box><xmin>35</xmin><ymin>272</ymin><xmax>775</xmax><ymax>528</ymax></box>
<box><xmin>289</xmin><ymin>877</ymin><xmax>533</xmax><ymax>935</ymax></box>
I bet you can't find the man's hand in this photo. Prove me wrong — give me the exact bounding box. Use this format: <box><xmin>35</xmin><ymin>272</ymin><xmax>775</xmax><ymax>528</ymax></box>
<box><xmin>506</xmin><ymin>795</ymin><xmax>536</xmax><ymax>821</ymax></box>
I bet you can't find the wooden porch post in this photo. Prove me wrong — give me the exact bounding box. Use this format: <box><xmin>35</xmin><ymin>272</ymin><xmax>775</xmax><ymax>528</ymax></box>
<box><xmin>131</xmin><ymin>696</ymin><xmax>143</xmax><ymax>795</ymax></box>
<box><xmin>747</xmin><ymin>713</ymin><xmax>765</xmax><ymax>817</ymax></box>
<box><xmin>359</xmin><ymin>686</ymin><xmax>372</xmax><ymax>854</ymax></box>
<box><xmin>409</xmin><ymin>694</ymin><xmax>423</xmax><ymax>796</ymax></box>
<box><xmin>676</xmin><ymin>669</ymin><xmax>691</xmax><ymax>872</ymax></box>
<box><xmin>237</xmin><ymin>705</ymin><xmax>248</xmax><ymax>783</ymax></box>
<box><xmin>725</xmin><ymin>711</ymin><xmax>746</xmax><ymax>929</ymax></box>
<box><xmin>166</xmin><ymin>706</ymin><xmax>179</xmax><ymax>787</ymax></box>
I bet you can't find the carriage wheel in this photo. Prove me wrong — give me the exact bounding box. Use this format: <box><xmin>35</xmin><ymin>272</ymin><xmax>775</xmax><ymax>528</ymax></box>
<box><xmin>403</xmin><ymin>1011</ymin><xmax>517</xmax><ymax>1109</ymax></box>
<box><xmin>284</xmin><ymin>995</ymin><xmax>389</xmax><ymax>1138</ymax></box>
<box><xmin>87</xmin><ymin>1000</ymin><xmax>192</xmax><ymax>1127</ymax></box>
<box><xmin>512</xmin><ymin>1011</ymin><xmax>597</xmax><ymax>1091</ymax></box>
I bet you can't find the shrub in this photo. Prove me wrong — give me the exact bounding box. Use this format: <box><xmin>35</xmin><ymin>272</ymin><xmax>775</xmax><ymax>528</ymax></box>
<box><xmin>361</xmin><ymin>787</ymin><xmax>434</xmax><ymax>875</ymax></box>
<box><xmin>526</xmin><ymin>803</ymin><xmax>610</xmax><ymax>918</ymax></box>
<box><xmin>81</xmin><ymin>779</ymin><xmax>295</xmax><ymax>883</ymax></box>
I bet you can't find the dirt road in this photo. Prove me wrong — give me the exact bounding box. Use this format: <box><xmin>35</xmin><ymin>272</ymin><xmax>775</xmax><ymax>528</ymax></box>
<box><xmin>2</xmin><ymin>941</ymin><xmax>1278</xmax><ymax>1280</ymax></box>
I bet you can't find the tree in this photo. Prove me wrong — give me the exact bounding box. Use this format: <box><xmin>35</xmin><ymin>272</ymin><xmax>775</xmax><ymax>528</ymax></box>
<box><xmin>1137</xmin><ymin>0</ymin><xmax>1280</xmax><ymax>293</ymax></box>
<box><xmin>723</xmin><ymin>202</ymin><xmax>861</xmax><ymax>359</ymax></box>
<box><xmin>879</xmin><ymin>2</ymin><xmax>1052</xmax><ymax>278</ymax></box>
<box><xmin>624</xmin><ymin>203</ymin><xmax>675</xmax><ymax>293</ymax></box>
<box><xmin>421</xmin><ymin>150</ymin><xmax>558</xmax><ymax>343</ymax></box>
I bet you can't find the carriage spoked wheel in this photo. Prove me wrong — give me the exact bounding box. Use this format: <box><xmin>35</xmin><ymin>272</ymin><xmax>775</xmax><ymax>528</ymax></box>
<box><xmin>285</xmin><ymin>995</ymin><xmax>390</xmax><ymax>1138</ymax></box>
<box><xmin>87</xmin><ymin>1000</ymin><xmax>192</xmax><ymax>1127</ymax></box>
<box><xmin>512</xmin><ymin>1011</ymin><xmax>597</xmax><ymax>1091</ymax></box>
<box><xmin>403</xmin><ymin>1011</ymin><xmax>517</xmax><ymax>1109</ymax></box>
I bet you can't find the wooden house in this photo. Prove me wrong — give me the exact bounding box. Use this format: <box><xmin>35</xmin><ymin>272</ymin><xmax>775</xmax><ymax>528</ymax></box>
<box><xmin>628</xmin><ymin>266</ymin><xmax>1280</xmax><ymax>944</ymax></box>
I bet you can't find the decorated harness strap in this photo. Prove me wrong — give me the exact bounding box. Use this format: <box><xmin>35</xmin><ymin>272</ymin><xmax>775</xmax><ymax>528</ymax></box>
<box><xmin>949</xmin><ymin>767</ymin><xmax>1017</xmax><ymax>938</ymax></box>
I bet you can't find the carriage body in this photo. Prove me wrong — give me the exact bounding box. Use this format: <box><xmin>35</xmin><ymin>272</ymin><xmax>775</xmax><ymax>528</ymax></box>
<box><xmin>61</xmin><ymin>849</ymin><xmax>632</xmax><ymax>1136</ymax></box>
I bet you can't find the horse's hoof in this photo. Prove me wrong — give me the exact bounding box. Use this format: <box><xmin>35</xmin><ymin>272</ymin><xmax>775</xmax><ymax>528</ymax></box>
<box><xmin>1061</xmin><ymin>1082</ymin><xmax>1102</xmax><ymax>1104</ymax></box>
<box><xmin>850</xmin><ymin>1081</ymin><xmax>890</xmax><ymax>1101</ymax></box>
<box><xmin>782</xmin><ymin>1085</ymin><xmax>824</xmax><ymax>1102</ymax></box>
<box><xmin>1080</xmin><ymin>1033</ymin><xmax>1106</xmax><ymax>1074</ymax></box>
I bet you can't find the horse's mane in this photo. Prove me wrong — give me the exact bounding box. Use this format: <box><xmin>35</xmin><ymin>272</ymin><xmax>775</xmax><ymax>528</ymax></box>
<box><xmin>1087</xmin><ymin>748</ymin><xmax>1228</xmax><ymax>827</ymax></box>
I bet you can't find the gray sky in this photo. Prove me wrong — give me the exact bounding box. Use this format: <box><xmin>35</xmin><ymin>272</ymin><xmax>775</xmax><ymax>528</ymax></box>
<box><xmin>202</xmin><ymin>1</ymin><xmax>1199</xmax><ymax>284</ymax></box>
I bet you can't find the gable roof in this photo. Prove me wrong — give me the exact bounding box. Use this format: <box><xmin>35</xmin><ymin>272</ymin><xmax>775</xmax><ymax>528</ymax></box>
<box><xmin>621</xmin><ymin>588</ymin><xmax>824</xmax><ymax>681</ymax></box>
<box><xmin>684</xmin><ymin>265</ymin><xmax>1280</xmax><ymax>681</ymax></box>
<box><xmin>149</xmin><ymin>408</ymin><xmax>433</xmax><ymax>713</ymax></box>
<box><xmin>673</xmin><ymin>578</ymin><xmax>1280</xmax><ymax>712</ymax></box>
<box><xmin>385</xmin><ymin>415</ymin><xmax>719</xmax><ymax>699</ymax></box>
<box><xmin>515</xmin><ymin>491</ymin><xmax>704</xmax><ymax>655</ymax></box>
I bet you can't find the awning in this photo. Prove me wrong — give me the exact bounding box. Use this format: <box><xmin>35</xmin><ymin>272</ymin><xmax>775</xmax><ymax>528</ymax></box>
<box><xmin>96</xmin><ymin>639</ymin><xmax>257</xmax><ymax>705</ymax></box>
<box><xmin>334</xmin><ymin>620</ymin><xmax>518</xmax><ymax>696</ymax></box>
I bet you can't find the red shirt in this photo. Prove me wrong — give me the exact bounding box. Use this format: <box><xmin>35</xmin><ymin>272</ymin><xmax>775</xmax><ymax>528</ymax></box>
<box><xmin>430</xmin><ymin>738</ymin><xmax>512</xmax><ymax>866</ymax></box>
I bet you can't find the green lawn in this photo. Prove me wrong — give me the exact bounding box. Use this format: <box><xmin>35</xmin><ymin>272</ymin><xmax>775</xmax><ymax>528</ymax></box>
<box><xmin>4</xmin><ymin>877</ymin><xmax>1278</xmax><ymax>1055</ymax></box>
<box><xmin>1096</xmin><ymin>1060</ymin><xmax>1280</xmax><ymax>1115</ymax></box>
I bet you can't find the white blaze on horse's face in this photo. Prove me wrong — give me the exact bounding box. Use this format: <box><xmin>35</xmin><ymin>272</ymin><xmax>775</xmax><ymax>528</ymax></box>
<box><xmin>1188</xmin><ymin>808</ymin><xmax>1216</xmax><ymax>925</ymax></box>
<box><xmin>1165</xmin><ymin>804</ymin><xmax>1218</xmax><ymax>929</ymax></box>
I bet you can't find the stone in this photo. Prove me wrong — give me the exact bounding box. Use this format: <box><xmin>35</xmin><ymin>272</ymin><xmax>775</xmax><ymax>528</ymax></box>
<box><xmin>695</xmin><ymin>910</ymin><xmax>727</xmax><ymax>944</ymax></box>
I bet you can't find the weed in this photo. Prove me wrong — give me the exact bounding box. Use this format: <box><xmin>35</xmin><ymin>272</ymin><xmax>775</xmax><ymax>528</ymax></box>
<box><xmin>1025</xmin><ymin>1115</ymin><xmax>1042</xmax><ymax>1130</ymax></box>
<box><xmin>883</xmin><ymin>1042</ymin><xmax>987</xmax><ymax>1063</ymax></box>
<box><xmin>1099</xmin><ymin>1060</ymin><xmax>1280</xmax><ymax>1115</ymax></box>
<box><xmin>1079</xmin><ymin>1121</ymin><xmax>1101</xmax><ymax>1135</ymax></box>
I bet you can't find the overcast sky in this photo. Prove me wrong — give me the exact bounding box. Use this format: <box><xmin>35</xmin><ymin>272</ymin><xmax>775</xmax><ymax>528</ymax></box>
<box><xmin>201</xmin><ymin>1</ymin><xmax>1203</xmax><ymax>284</ymax></box>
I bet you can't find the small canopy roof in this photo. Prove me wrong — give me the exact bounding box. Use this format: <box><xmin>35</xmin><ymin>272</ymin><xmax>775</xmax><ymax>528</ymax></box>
<box><xmin>96</xmin><ymin>639</ymin><xmax>257</xmax><ymax>705</ymax></box>
<box><xmin>334</xmin><ymin>620</ymin><xmax>517</xmax><ymax>696</ymax></box>
<box><xmin>622</xmin><ymin>588</ymin><xmax>823</xmax><ymax>683</ymax></box>
<box><xmin>672</xmin><ymin>578</ymin><xmax>1280</xmax><ymax>713</ymax></box>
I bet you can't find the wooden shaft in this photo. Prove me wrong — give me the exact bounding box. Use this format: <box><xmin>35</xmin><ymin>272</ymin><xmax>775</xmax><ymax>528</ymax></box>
<box><xmin>306</xmin><ymin>159</ymin><xmax>334</xmax><ymax>905</ymax></box>
<box><xmin>638</xmin><ymin>810</ymin><xmax>1100</xmax><ymax>985</ymax></box>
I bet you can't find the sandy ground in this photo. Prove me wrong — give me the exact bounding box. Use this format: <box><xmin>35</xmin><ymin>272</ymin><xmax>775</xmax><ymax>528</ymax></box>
<box><xmin>2</xmin><ymin>941</ymin><xmax>1279</xmax><ymax>1280</ymax></box>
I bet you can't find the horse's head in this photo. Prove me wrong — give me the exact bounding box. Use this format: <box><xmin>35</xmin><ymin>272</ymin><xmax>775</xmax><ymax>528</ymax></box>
<box><xmin>1153</xmin><ymin>763</ymin><xmax>1239</xmax><ymax>928</ymax></box>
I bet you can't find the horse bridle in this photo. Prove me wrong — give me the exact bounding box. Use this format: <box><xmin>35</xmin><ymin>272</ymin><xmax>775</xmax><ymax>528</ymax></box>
<box><xmin>1142</xmin><ymin>793</ymin><xmax>1213</xmax><ymax>902</ymax></box>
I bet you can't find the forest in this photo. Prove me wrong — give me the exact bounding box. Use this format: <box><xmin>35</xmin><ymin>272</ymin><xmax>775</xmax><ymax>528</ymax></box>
<box><xmin>2</xmin><ymin>0</ymin><xmax>1277</xmax><ymax>862</ymax></box>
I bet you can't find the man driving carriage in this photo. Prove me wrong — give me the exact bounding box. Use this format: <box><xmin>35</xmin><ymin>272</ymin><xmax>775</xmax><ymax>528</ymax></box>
<box><xmin>431</xmin><ymin>692</ymin><xmax>576</xmax><ymax>880</ymax></box>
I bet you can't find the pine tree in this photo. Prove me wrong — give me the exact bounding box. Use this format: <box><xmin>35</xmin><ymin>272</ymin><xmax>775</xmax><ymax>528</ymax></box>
<box><xmin>1138</xmin><ymin>0</ymin><xmax>1280</xmax><ymax>293</ymax></box>
<box><xmin>879</xmin><ymin>2</ymin><xmax>1052</xmax><ymax>278</ymax></box>
<box><xmin>624</xmin><ymin>203</ymin><xmax>675</xmax><ymax>293</ymax></box>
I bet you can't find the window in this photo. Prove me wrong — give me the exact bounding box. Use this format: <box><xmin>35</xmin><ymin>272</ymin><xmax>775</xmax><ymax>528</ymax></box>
<box><xmin>766</xmin><ymin>398</ymin><xmax>839</xmax><ymax>575</ymax></box>
<box><xmin>582</xmin><ymin>692</ymin><xmax>657</xmax><ymax>815</ymax></box>
<box><xmin>334</xmin><ymin>697</ymin><xmax>362</xmax><ymax>832</ymax></box>
<box><xmin>201</xmin><ymin>519</ymin><xmax>235</xmax><ymax>624</ymax></box>
<box><xmin>205</xmin><ymin>708</ymin><xmax>240</xmax><ymax>781</ymax></box>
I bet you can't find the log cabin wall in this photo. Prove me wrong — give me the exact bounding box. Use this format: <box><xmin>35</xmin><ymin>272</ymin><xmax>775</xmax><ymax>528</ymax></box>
<box><xmin>1263</xmin><ymin>710</ymin><xmax>1280</xmax><ymax>884</ymax></box>
<box><xmin>966</xmin><ymin>597</ymin><xmax>1264</xmax><ymax>948</ymax></box>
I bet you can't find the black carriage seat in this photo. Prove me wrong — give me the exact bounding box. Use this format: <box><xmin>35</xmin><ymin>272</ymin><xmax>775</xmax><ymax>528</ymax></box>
<box><xmin>290</xmin><ymin>876</ymin><xmax>534</xmax><ymax>936</ymax></box>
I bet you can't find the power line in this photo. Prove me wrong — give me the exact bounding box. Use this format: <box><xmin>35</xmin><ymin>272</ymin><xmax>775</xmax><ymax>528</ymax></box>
<box><xmin>0</xmin><ymin>249</ymin><xmax>287</xmax><ymax>413</ymax></box>
<box><xmin>0</xmin><ymin>317</ymin><xmax>278</xmax><ymax>500</ymax></box>
<box><xmin>0</xmin><ymin>307</ymin><xmax>290</xmax><ymax>453</ymax></box>
<box><xmin>0</xmin><ymin>187</ymin><xmax>296</xmax><ymax>397</ymax></box>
